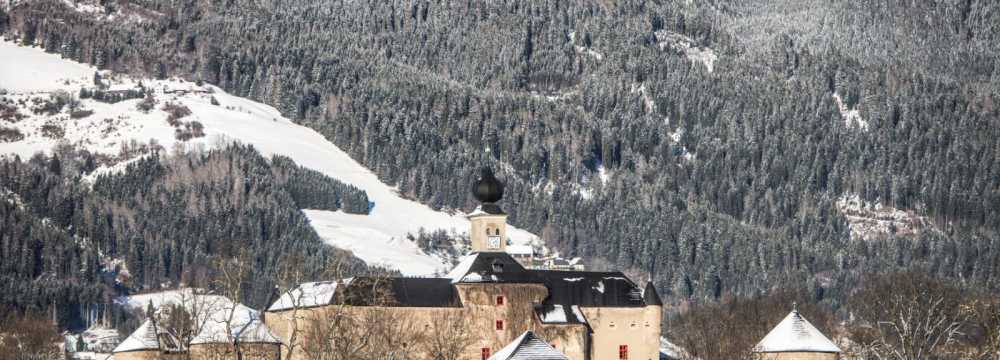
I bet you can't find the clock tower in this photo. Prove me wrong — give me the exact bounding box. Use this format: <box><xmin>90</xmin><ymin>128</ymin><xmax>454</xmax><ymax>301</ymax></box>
<box><xmin>469</xmin><ymin>168</ymin><xmax>508</xmax><ymax>253</ymax></box>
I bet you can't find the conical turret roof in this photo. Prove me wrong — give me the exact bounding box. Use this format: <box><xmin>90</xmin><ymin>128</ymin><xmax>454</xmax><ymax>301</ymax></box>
<box><xmin>754</xmin><ymin>309</ymin><xmax>841</xmax><ymax>353</ymax></box>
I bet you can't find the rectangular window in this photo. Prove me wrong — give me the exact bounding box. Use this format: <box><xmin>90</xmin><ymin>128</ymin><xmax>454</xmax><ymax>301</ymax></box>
<box><xmin>496</xmin><ymin>319</ymin><xmax>504</xmax><ymax>330</ymax></box>
<box><xmin>618</xmin><ymin>345</ymin><xmax>628</xmax><ymax>360</ymax></box>
<box><xmin>496</xmin><ymin>295</ymin><xmax>505</xmax><ymax>305</ymax></box>
<box><xmin>481</xmin><ymin>347</ymin><xmax>491</xmax><ymax>360</ymax></box>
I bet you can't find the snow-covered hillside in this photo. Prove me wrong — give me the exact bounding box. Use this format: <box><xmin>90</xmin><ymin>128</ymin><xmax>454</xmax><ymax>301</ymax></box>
<box><xmin>0</xmin><ymin>40</ymin><xmax>540</xmax><ymax>275</ymax></box>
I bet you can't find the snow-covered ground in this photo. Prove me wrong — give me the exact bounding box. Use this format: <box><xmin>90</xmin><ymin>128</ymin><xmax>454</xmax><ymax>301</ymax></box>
<box><xmin>836</xmin><ymin>193</ymin><xmax>936</xmax><ymax>241</ymax></box>
<box><xmin>0</xmin><ymin>40</ymin><xmax>541</xmax><ymax>275</ymax></box>
<box><xmin>655</xmin><ymin>30</ymin><xmax>718</xmax><ymax>73</ymax></box>
<box><xmin>832</xmin><ymin>93</ymin><xmax>868</xmax><ymax>131</ymax></box>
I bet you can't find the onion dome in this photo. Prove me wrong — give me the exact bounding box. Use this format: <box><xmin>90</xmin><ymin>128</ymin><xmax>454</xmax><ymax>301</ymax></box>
<box><xmin>472</xmin><ymin>167</ymin><xmax>504</xmax><ymax>203</ymax></box>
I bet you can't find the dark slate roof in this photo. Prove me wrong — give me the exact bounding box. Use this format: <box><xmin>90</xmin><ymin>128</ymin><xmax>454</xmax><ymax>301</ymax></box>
<box><xmin>447</xmin><ymin>252</ymin><xmax>542</xmax><ymax>284</ymax></box>
<box><xmin>534</xmin><ymin>270</ymin><xmax>646</xmax><ymax>307</ymax></box>
<box><xmin>644</xmin><ymin>281</ymin><xmax>663</xmax><ymax>306</ymax></box>
<box><xmin>335</xmin><ymin>277</ymin><xmax>462</xmax><ymax>307</ymax></box>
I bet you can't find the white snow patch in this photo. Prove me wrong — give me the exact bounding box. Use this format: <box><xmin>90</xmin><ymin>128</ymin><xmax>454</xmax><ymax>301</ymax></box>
<box><xmin>669</xmin><ymin>128</ymin><xmax>695</xmax><ymax>161</ymax></box>
<box><xmin>832</xmin><ymin>93</ymin><xmax>868</xmax><ymax>131</ymax></box>
<box><xmin>592</xmin><ymin>281</ymin><xmax>605</xmax><ymax>293</ymax></box>
<box><xmin>0</xmin><ymin>40</ymin><xmax>94</xmax><ymax>93</ymax></box>
<box><xmin>541</xmin><ymin>305</ymin><xmax>567</xmax><ymax>323</ymax></box>
<box><xmin>655</xmin><ymin>30</ymin><xmax>718</xmax><ymax>73</ymax></box>
<box><xmin>568</xmin><ymin>32</ymin><xmax>604</xmax><ymax>61</ymax></box>
<box><xmin>836</xmin><ymin>193</ymin><xmax>936</xmax><ymax>241</ymax></box>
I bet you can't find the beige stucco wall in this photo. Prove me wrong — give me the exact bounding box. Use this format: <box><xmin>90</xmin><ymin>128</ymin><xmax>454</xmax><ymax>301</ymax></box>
<box><xmin>469</xmin><ymin>213</ymin><xmax>507</xmax><ymax>252</ymax></box>
<box><xmin>112</xmin><ymin>351</ymin><xmax>186</xmax><ymax>360</ymax></box>
<box><xmin>755</xmin><ymin>352</ymin><xmax>839</xmax><ymax>360</ymax></box>
<box><xmin>111</xmin><ymin>351</ymin><xmax>164</xmax><ymax>360</ymax></box>
<box><xmin>189</xmin><ymin>342</ymin><xmax>280</xmax><ymax>360</ymax></box>
<box><xmin>581</xmin><ymin>306</ymin><xmax>661</xmax><ymax>360</ymax></box>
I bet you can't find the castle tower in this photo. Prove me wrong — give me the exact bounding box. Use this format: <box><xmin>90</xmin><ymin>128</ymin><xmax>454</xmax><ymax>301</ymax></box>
<box><xmin>469</xmin><ymin>168</ymin><xmax>507</xmax><ymax>253</ymax></box>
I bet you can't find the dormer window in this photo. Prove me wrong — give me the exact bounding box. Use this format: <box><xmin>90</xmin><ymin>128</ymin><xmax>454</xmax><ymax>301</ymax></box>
<box><xmin>491</xmin><ymin>260</ymin><xmax>504</xmax><ymax>273</ymax></box>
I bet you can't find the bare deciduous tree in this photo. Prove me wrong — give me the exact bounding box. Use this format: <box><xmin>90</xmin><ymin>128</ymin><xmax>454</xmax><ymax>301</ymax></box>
<box><xmin>299</xmin><ymin>276</ymin><xmax>418</xmax><ymax>360</ymax></box>
<box><xmin>847</xmin><ymin>272</ymin><xmax>968</xmax><ymax>360</ymax></box>
<box><xmin>415</xmin><ymin>308</ymin><xmax>474</xmax><ymax>360</ymax></box>
<box><xmin>0</xmin><ymin>313</ymin><xmax>62</xmax><ymax>360</ymax></box>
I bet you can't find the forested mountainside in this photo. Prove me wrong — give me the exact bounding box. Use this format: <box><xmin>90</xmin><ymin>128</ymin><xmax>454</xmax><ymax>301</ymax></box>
<box><xmin>2</xmin><ymin>0</ymin><xmax>999</xmax><ymax>307</ymax></box>
<box><xmin>0</xmin><ymin>144</ymin><xmax>369</xmax><ymax>328</ymax></box>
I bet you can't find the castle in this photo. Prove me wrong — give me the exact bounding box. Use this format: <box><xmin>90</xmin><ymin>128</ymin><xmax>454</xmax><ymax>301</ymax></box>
<box><xmin>112</xmin><ymin>168</ymin><xmax>663</xmax><ymax>360</ymax></box>
<box><xmin>265</xmin><ymin>168</ymin><xmax>663</xmax><ymax>360</ymax></box>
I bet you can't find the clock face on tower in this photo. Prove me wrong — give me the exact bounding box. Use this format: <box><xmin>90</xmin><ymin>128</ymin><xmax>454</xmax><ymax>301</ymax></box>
<box><xmin>488</xmin><ymin>235</ymin><xmax>501</xmax><ymax>249</ymax></box>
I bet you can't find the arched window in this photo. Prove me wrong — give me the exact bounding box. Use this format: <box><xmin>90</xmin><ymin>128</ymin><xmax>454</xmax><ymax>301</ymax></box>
<box><xmin>495</xmin><ymin>228</ymin><xmax>501</xmax><ymax>235</ymax></box>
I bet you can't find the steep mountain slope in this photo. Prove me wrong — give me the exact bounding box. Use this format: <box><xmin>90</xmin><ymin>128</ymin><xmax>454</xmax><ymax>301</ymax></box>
<box><xmin>0</xmin><ymin>40</ymin><xmax>540</xmax><ymax>275</ymax></box>
<box><xmin>3</xmin><ymin>0</ymin><xmax>999</xmax><ymax>306</ymax></box>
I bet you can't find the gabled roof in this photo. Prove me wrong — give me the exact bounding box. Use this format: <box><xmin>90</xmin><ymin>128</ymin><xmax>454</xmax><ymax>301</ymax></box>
<box><xmin>112</xmin><ymin>319</ymin><xmax>160</xmax><ymax>353</ymax></box>
<box><xmin>754</xmin><ymin>310</ymin><xmax>841</xmax><ymax>353</ymax></box>
<box><xmin>189</xmin><ymin>306</ymin><xmax>281</xmax><ymax>345</ymax></box>
<box><xmin>447</xmin><ymin>252</ymin><xmax>540</xmax><ymax>284</ymax></box>
<box><xmin>489</xmin><ymin>331</ymin><xmax>570</xmax><ymax>360</ymax></box>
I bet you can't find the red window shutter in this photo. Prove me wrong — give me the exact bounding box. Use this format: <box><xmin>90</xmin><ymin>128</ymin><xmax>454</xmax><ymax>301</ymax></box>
<box><xmin>496</xmin><ymin>295</ymin><xmax>505</xmax><ymax>305</ymax></box>
<box><xmin>619</xmin><ymin>345</ymin><xmax>629</xmax><ymax>360</ymax></box>
<box><xmin>496</xmin><ymin>319</ymin><xmax>504</xmax><ymax>330</ymax></box>
<box><xmin>481</xmin><ymin>347</ymin><xmax>491</xmax><ymax>360</ymax></box>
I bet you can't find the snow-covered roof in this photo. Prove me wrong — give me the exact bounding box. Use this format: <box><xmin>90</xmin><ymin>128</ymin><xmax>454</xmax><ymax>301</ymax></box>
<box><xmin>754</xmin><ymin>310</ymin><xmax>841</xmax><ymax>353</ymax></box>
<box><xmin>489</xmin><ymin>331</ymin><xmax>569</xmax><ymax>360</ymax></box>
<box><xmin>116</xmin><ymin>289</ymin><xmax>281</xmax><ymax>346</ymax></box>
<box><xmin>267</xmin><ymin>281</ymin><xmax>340</xmax><ymax>311</ymax></box>
<box><xmin>536</xmin><ymin>304</ymin><xmax>587</xmax><ymax>324</ymax></box>
<box><xmin>112</xmin><ymin>320</ymin><xmax>160</xmax><ymax>353</ymax></box>
<box><xmin>189</xmin><ymin>304</ymin><xmax>281</xmax><ymax>345</ymax></box>
<box><xmin>446</xmin><ymin>254</ymin><xmax>479</xmax><ymax>283</ymax></box>
<box><xmin>506</xmin><ymin>245</ymin><xmax>534</xmax><ymax>256</ymax></box>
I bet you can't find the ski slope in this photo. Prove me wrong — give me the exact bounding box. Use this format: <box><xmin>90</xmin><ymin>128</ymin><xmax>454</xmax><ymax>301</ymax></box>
<box><xmin>0</xmin><ymin>40</ymin><xmax>541</xmax><ymax>275</ymax></box>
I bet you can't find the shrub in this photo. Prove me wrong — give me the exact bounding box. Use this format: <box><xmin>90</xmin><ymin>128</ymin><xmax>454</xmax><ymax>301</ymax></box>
<box><xmin>163</xmin><ymin>102</ymin><xmax>192</xmax><ymax>126</ymax></box>
<box><xmin>137</xmin><ymin>92</ymin><xmax>157</xmax><ymax>113</ymax></box>
<box><xmin>40</xmin><ymin>124</ymin><xmax>65</xmax><ymax>139</ymax></box>
<box><xmin>0</xmin><ymin>126</ymin><xmax>25</xmax><ymax>142</ymax></box>
<box><xmin>70</xmin><ymin>109</ymin><xmax>95</xmax><ymax>119</ymax></box>
<box><xmin>0</xmin><ymin>102</ymin><xmax>25</xmax><ymax>123</ymax></box>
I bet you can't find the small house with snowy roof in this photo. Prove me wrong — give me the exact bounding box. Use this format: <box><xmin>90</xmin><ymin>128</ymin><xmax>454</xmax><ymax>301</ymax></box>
<box><xmin>266</xmin><ymin>168</ymin><xmax>663</xmax><ymax>360</ymax></box>
<box><xmin>753</xmin><ymin>307</ymin><xmax>841</xmax><ymax>360</ymax></box>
